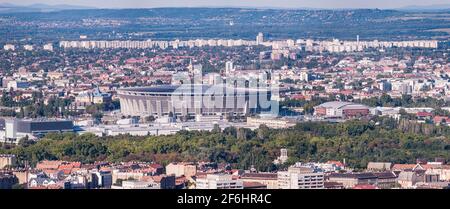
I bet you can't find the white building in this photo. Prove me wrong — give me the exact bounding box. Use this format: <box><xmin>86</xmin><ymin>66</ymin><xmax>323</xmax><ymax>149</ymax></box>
<box><xmin>0</xmin><ymin>119</ymin><xmax>18</xmax><ymax>144</ymax></box>
<box><xmin>3</xmin><ymin>44</ymin><xmax>15</xmax><ymax>51</ymax></box>
<box><xmin>277</xmin><ymin>165</ymin><xmax>324</xmax><ymax>189</ymax></box>
<box><xmin>196</xmin><ymin>174</ymin><xmax>243</xmax><ymax>189</ymax></box>
<box><xmin>256</xmin><ymin>32</ymin><xmax>264</xmax><ymax>45</ymax></box>
<box><xmin>225</xmin><ymin>61</ymin><xmax>234</xmax><ymax>75</ymax></box>
<box><xmin>119</xmin><ymin>180</ymin><xmax>161</xmax><ymax>189</ymax></box>
<box><xmin>247</xmin><ymin>117</ymin><xmax>296</xmax><ymax>129</ymax></box>
<box><xmin>92</xmin><ymin>170</ymin><xmax>112</xmax><ymax>188</ymax></box>
<box><xmin>43</xmin><ymin>43</ymin><xmax>54</xmax><ymax>51</ymax></box>
<box><xmin>273</xmin><ymin>148</ymin><xmax>288</xmax><ymax>165</ymax></box>
<box><xmin>23</xmin><ymin>45</ymin><xmax>33</xmax><ymax>51</ymax></box>
<box><xmin>166</xmin><ymin>162</ymin><xmax>197</xmax><ymax>177</ymax></box>
<box><xmin>425</xmin><ymin>165</ymin><xmax>450</xmax><ymax>181</ymax></box>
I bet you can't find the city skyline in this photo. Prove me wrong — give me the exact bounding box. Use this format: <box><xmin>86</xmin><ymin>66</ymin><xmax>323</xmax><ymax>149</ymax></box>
<box><xmin>1</xmin><ymin>0</ymin><xmax>450</xmax><ymax>9</ymax></box>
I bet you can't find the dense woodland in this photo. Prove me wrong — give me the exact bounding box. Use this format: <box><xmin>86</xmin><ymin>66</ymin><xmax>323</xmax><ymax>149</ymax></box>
<box><xmin>0</xmin><ymin>116</ymin><xmax>449</xmax><ymax>171</ymax></box>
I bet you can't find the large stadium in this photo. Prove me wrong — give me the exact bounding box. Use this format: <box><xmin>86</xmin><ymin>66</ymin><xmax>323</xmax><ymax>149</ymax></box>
<box><xmin>117</xmin><ymin>84</ymin><xmax>274</xmax><ymax>117</ymax></box>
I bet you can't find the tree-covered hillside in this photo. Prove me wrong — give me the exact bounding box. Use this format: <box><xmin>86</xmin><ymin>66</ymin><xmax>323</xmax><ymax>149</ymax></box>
<box><xmin>1</xmin><ymin>117</ymin><xmax>449</xmax><ymax>171</ymax></box>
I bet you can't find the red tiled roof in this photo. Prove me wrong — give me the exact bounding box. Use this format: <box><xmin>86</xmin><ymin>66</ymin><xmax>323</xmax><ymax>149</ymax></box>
<box><xmin>433</xmin><ymin>116</ymin><xmax>450</xmax><ymax>123</ymax></box>
<box><xmin>326</xmin><ymin>160</ymin><xmax>345</xmax><ymax>167</ymax></box>
<box><xmin>36</xmin><ymin>160</ymin><xmax>64</xmax><ymax>170</ymax></box>
<box><xmin>392</xmin><ymin>164</ymin><xmax>416</xmax><ymax>170</ymax></box>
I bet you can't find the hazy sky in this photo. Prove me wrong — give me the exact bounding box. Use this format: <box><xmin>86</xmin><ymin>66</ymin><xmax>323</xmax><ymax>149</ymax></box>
<box><xmin>2</xmin><ymin>0</ymin><xmax>449</xmax><ymax>9</ymax></box>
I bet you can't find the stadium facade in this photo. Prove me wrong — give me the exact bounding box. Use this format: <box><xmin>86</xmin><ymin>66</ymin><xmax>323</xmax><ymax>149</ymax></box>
<box><xmin>117</xmin><ymin>85</ymin><xmax>273</xmax><ymax>117</ymax></box>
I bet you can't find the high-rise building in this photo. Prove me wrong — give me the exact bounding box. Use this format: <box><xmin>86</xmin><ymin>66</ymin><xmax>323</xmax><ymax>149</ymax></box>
<box><xmin>379</xmin><ymin>80</ymin><xmax>392</xmax><ymax>92</ymax></box>
<box><xmin>256</xmin><ymin>32</ymin><xmax>264</xmax><ymax>45</ymax></box>
<box><xmin>166</xmin><ymin>162</ymin><xmax>197</xmax><ymax>177</ymax></box>
<box><xmin>299</xmin><ymin>71</ymin><xmax>311</xmax><ymax>82</ymax></box>
<box><xmin>187</xmin><ymin>60</ymin><xmax>203</xmax><ymax>76</ymax></box>
<box><xmin>0</xmin><ymin>154</ymin><xmax>16</xmax><ymax>169</ymax></box>
<box><xmin>274</xmin><ymin>148</ymin><xmax>289</xmax><ymax>164</ymax></box>
<box><xmin>225</xmin><ymin>61</ymin><xmax>234</xmax><ymax>75</ymax></box>
<box><xmin>278</xmin><ymin>164</ymin><xmax>324</xmax><ymax>189</ymax></box>
<box><xmin>92</xmin><ymin>170</ymin><xmax>112</xmax><ymax>189</ymax></box>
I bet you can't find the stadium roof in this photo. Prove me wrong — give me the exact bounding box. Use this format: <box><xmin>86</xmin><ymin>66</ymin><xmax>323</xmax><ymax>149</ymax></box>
<box><xmin>316</xmin><ymin>101</ymin><xmax>368</xmax><ymax>110</ymax></box>
<box><xmin>118</xmin><ymin>84</ymin><xmax>270</xmax><ymax>95</ymax></box>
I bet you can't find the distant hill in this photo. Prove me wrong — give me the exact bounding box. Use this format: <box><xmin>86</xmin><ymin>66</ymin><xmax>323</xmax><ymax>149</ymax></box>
<box><xmin>1</xmin><ymin>3</ymin><xmax>450</xmax><ymax>13</ymax></box>
<box><xmin>397</xmin><ymin>4</ymin><xmax>450</xmax><ymax>11</ymax></box>
<box><xmin>0</xmin><ymin>3</ymin><xmax>96</xmax><ymax>13</ymax></box>
<box><xmin>0</xmin><ymin>7</ymin><xmax>447</xmax><ymax>41</ymax></box>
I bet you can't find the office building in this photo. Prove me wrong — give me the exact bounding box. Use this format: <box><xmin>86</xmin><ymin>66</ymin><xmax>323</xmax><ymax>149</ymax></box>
<box><xmin>225</xmin><ymin>61</ymin><xmax>234</xmax><ymax>75</ymax></box>
<box><xmin>196</xmin><ymin>174</ymin><xmax>243</xmax><ymax>189</ymax></box>
<box><xmin>277</xmin><ymin>165</ymin><xmax>324</xmax><ymax>189</ymax></box>
<box><xmin>0</xmin><ymin>118</ymin><xmax>74</xmax><ymax>143</ymax></box>
<box><xmin>256</xmin><ymin>32</ymin><xmax>264</xmax><ymax>45</ymax></box>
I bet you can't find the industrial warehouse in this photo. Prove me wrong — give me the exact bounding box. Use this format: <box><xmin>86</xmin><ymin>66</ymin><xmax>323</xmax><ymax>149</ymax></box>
<box><xmin>117</xmin><ymin>84</ymin><xmax>274</xmax><ymax>117</ymax></box>
<box><xmin>0</xmin><ymin>118</ymin><xmax>74</xmax><ymax>144</ymax></box>
<box><xmin>313</xmin><ymin>101</ymin><xmax>370</xmax><ymax>118</ymax></box>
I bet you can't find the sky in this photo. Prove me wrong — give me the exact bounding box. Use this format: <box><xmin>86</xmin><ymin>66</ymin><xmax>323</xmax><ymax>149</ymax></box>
<box><xmin>1</xmin><ymin>0</ymin><xmax>449</xmax><ymax>9</ymax></box>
